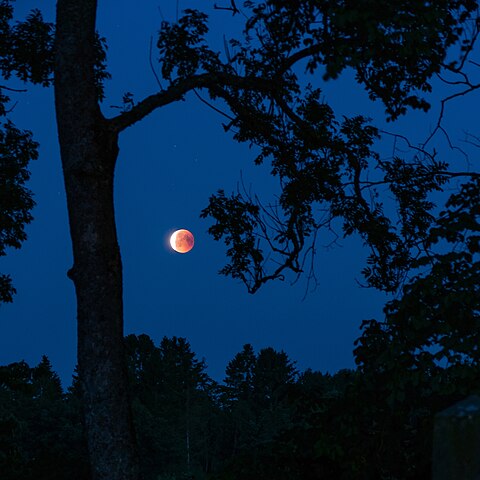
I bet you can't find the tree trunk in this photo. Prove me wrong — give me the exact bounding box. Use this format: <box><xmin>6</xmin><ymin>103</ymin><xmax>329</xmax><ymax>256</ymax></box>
<box><xmin>54</xmin><ymin>1</ymin><xmax>139</xmax><ymax>479</ymax></box>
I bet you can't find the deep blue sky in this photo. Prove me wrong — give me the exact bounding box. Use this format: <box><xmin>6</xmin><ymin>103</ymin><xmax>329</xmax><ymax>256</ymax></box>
<box><xmin>1</xmin><ymin>1</ymin><xmax>477</xmax><ymax>387</ymax></box>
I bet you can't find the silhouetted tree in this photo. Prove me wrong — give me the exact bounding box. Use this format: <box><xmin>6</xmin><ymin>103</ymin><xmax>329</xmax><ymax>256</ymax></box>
<box><xmin>218</xmin><ymin>345</ymin><xmax>298</xmax><ymax>477</ymax></box>
<box><xmin>0</xmin><ymin>357</ymin><xmax>89</xmax><ymax>480</ymax></box>
<box><xmin>224</xmin><ymin>344</ymin><xmax>256</xmax><ymax>405</ymax></box>
<box><xmin>2</xmin><ymin>1</ymin><xmax>479</xmax><ymax>477</ymax></box>
<box><xmin>0</xmin><ymin>3</ymin><xmax>46</xmax><ymax>302</ymax></box>
<box><xmin>351</xmin><ymin>176</ymin><xmax>480</xmax><ymax>479</ymax></box>
<box><xmin>125</xmin><ymin>334</ymin><xmax>219</xmax><ymax>479</ymax></box>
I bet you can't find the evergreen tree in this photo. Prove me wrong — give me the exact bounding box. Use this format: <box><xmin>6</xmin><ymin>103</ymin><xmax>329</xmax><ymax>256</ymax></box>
<box><xmin>224</xmin><ymin>344</ymin><xmax>256</xmax><ymax>404</ymax></box>
<box><xmin>0</xmin><ymin>358</ymin><xmax>89</xmax><ymax>480</ymax></box>
<box><xmin>219</xmin><ymin>345</ymin><xmax>298</xmax><ymax>477</ymax></box>
<box><xmin>222</xmin><ymin>344</ymin><xmax>257</xmax><ymax>457</ymax></box>
<box><xmin>125</xmin><ymin>334</ymin><xmax>219</xmax><ymax>480</ymax></box>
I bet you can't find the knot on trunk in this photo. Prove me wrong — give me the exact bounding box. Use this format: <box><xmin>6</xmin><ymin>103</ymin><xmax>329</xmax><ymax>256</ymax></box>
<box><xmin>67</xmin><ymin>266</ymin><xmax>77</xmax><ymax>281</ymax></box>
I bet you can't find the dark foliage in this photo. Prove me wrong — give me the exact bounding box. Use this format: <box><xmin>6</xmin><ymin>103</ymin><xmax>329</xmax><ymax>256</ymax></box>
<box><xmin>0</xmin><ymin>0</ymin><xmax>46</xmax><ymax>303</ymax></box>
<box><xmin>0</xmin><ymin>357</ymin><xmax>90</xmax><ymax>480</ymax></box>
<box><xmin>3</xmin><ymin>311</ymin><xmax>480</xmax><ymax>479</ymax></box>
<box><xmin>351</xmin><ymin>177</ymin><xmax>480</xmax><ymax>478</ymax></box>
<box><xmin>150</xmin><ymin>0</ymin><xmax>480</xmax><ymax>294</ymax></box>
<box><xmin>0</xmin><ymin>0</ymin><xmax>112</xmax><ymax>303</ymax></box>
<box><xmin>0</xmin><ymin>120</ymin><xmax>37</xmax><ymax>302</ymax></box>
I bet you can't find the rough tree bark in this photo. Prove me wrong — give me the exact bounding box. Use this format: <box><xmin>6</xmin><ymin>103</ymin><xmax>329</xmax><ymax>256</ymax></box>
<box><xmin>54</xmin><ymin>1</ymin><xmax>139</xmax><ymax>479</ymax></box>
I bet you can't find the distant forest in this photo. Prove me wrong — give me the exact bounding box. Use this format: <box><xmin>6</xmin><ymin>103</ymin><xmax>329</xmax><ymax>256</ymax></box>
<box><xmin>1</xmin><ymin>333</ymin><xmax>479</xmax><ymax>480</ymax></box>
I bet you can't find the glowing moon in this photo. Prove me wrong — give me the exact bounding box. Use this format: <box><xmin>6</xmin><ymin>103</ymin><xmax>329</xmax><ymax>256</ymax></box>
<box><xmin>170</xmin><ymin>229</ymin><xmax>194</xmax><ymax>253</ymax></box>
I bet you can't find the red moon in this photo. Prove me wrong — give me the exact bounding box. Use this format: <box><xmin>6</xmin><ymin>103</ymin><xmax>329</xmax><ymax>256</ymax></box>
<box><xmin>170</xmin><ymin>229</ymin><xmax>194</xmax><ymax>253</ymax></box>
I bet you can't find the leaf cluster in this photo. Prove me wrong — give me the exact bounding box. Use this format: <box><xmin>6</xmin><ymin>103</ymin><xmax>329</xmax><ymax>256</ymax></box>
<box><xmin>0</xmin><ymin>3</ymin><xmax>53</xmax><ymax>86</ymax></box>
<box><xmin>157</xmin><ymin>10</ymin><xmax>222</xmax><ymax>81</ymax></box>
<box><xmin>0</xmin><ymin>120</ymin><xmax>37</xmax><ymax>302</ymax></box>
<box><xmin>201</xmin><ymin>190</ymin><xmax>264</xmax><ymax>289</ymax></box>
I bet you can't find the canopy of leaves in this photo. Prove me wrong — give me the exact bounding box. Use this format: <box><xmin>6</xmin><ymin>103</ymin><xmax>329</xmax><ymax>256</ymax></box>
<box><xmin>355</xmin><ymin>177</ymin><xmax>480</xmax><ymax>381</ymax></box>
<box><xmin>156</xmin><ymin>0</ymin><xmax>478</xmax><ymax>294</ymax></box>
<box><xmin>348</xmin><ymin>177</ymin><xmax>480</xmax><ymax>477</ymax></box>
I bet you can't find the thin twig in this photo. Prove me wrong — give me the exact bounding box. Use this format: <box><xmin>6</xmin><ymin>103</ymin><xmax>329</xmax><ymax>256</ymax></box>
<box><xmin>214</xmin><ymin>0</ymin><xmax>240</xmax><ymax>15</ymax></box>
<box><xmin>157</xmin><ymin>6</ymin><xmax>165</xmax><ymax>21</ymax></box>
<box><xmin>0</xmin><ymin>85</ymin><xmax>27</xmax><ymax>93</ymax></box>
<box><xmin>149</xmin><ymin>36</ymin><xmax>163</xmax><ymax>90</ymax></box>
<box><xmin>4</xmin><ymin>101</ymin><xmax>19</xmax><ymax>114</ymax></box>
<box><xmin>193</xmin><ymin>89</ymin><xmax>235</xmax><ymax>121</ymax></box>
<box><xmin>422</xmin><ymin>83</ymin><xmax>480</xmax><ymax>149</ymax></box>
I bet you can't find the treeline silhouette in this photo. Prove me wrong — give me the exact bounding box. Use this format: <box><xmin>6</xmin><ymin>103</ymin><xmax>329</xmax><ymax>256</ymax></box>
<box><xmin>1</xmin><ymin>333</ymin><xmax>478</xmax><ymax>480</ymax></box>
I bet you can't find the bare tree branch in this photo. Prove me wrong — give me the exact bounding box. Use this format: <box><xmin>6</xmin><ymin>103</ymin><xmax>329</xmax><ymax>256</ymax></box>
<box><xmin>4</xmin><ymin>101</ymin><xmax>19</xmax><ymax>114</ymax></box>
<box><xmin>0</xmin><ymin>85</ymin><xmax>27</xmax><ymax>93</ymax></box>
<box><xmin>422</xmin><ymin>84</ymin><xmax>480</xmax><ymax>149</ymax></box>
<box><xmin>214</xmin><ymin>1</ymin><xmax>239</xmax><ymax>16</ymax></box>
<box><xmin>149</xmin><ymin>36</ymin><xmax>163</xmax><ymax>90</ymax></box>
<box><xmin>193</xmin><ymin>89</ymin><xmax>234</xmax><ymax>121</ymax></box>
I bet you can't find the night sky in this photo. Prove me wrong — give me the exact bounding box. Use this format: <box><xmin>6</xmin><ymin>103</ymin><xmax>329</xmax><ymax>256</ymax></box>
<box><xmin>1</xmin><ymin>1</ymin><xmax>476</xmax><ymax>387</ymax></box>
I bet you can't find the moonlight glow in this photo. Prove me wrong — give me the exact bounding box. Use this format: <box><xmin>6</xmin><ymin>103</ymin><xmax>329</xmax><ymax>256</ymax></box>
<box><xmin>170</xmin><ymin>229</ymin><xmax>194</xmax><ymax>253</ymax></box>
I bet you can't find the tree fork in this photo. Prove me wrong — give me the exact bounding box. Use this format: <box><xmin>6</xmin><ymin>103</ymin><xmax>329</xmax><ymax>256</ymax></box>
<box><xmin>54</xmin><ymin>1</ymin><xmax>140</xmax><ymax>479</ymax></box>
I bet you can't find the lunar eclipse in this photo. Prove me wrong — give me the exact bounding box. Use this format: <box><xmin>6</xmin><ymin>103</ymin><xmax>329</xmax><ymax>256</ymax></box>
<box><xmin>170</xmin><ymin>229</ymin><xmax>194</xmax><ymax>253</ymax></box>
